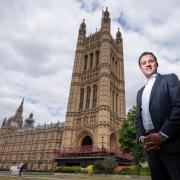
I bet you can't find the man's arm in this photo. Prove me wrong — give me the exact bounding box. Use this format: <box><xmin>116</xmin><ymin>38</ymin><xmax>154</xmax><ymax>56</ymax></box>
<box><xmin>160</xmin><ymin>74</ymin><xmax>180</xmax><ymax>137</ymax></box>
<box><xmin>136</xmin><ymin>90</ymin><xmax>146</xmax><ymax>142</ymax></box>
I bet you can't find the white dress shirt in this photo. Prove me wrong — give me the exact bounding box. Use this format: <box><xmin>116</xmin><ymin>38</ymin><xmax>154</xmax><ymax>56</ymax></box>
<box><xmin>141</xmin><ymin>73</ymin><xmax>157</xmax><ymax>132</ymax></box>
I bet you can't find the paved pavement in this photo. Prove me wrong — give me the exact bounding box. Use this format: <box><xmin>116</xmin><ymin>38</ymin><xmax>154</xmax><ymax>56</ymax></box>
<box><xmin>0</xmin><ymin>172</ymin><xmax>151</xmax><ymax>180</ymax></box>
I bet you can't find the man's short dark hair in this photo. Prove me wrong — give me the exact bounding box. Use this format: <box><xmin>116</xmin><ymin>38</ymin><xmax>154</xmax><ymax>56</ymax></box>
<box><xmin>138</xmin><ymin>52</ymin><xmax>158</xmax><ymax>66</ymax></box>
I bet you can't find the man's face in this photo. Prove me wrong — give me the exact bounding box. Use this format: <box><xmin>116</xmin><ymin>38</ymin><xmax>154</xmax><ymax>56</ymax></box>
<box><xmin>139</xmin><ymin>54</ymin><xmax>158</xmax><ymax>79</ymax></box>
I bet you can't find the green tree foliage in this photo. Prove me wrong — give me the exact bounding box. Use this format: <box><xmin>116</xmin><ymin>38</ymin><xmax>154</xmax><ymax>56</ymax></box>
<box><xmin>119</xmin><ymin>106</ymin><xmax>146</xmax><ymax>169</ymax></box>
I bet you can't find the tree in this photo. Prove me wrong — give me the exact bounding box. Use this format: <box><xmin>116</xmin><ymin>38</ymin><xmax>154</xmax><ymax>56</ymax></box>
<box><xmin>119</xmin><ymin>106</ymin><xmax>146</xmax><ymax>172</ymax></box>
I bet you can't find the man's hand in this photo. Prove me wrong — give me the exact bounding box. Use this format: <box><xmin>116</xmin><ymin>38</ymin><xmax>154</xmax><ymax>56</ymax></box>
<box><xmin>143</xmin><ymin>133</ymin><xmax>163</xmax><ymax>151</ymax></box>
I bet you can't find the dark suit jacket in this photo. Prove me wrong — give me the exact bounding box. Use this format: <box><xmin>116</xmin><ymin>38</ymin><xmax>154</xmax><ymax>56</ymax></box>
<box><xmin>136</xmin><ymin>73</ymin><xmax>180</xmax><ymax>153</ymax></box>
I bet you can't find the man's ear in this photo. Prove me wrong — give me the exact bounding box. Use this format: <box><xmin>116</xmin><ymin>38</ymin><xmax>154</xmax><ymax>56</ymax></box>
<box><xmin>156</xmin><ymin>62</ymin><xmax>159</xmax><ymax>67</ymax></box>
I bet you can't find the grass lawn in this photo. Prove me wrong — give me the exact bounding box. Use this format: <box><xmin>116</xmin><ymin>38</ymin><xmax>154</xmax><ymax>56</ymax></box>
<box><xmin>0</xmin><ymin>174</ymin><xmax>151</xmax><ymax>180</ymax></box>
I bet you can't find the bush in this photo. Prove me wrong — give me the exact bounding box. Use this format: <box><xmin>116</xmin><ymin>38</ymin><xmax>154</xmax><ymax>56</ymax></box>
<box><xmin>114</xmin><ymin>165</ymin><xmax>150</xmax><ymax>176</ymax></box>
<box><xmin>102</xmin><ymin>157</ymin><xmax>118</xmax><ymax>174</ymax></box>
<box><xmin>93</xmin><ymin>160</ymin><xmax>104</xmax><ymax>173</ymax></box>
<box><xmin>85</xmin><ymin>165</ymin><xmax>93</xmax><ymax>174</ymax></box>
<box><xmin>54</xmin><ymin>166</ymin><xmax>82</xmax><ymax>173</ymax></box>
<box><xmin>139</xmin><ymin>167</ymin><xmax>150</xmax><ymax>176</ymax></box>
<box><xmin>92</xmin><ymin>157</ymin><xmax>118</xmax><ymax>174</ymax></box>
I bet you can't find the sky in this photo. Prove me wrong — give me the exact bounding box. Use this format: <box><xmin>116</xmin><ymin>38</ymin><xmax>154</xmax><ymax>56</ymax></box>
<box><xmin>0</xmin><ymin>0</ymin><xmax>180</xmax><ymax>126</ymax></box>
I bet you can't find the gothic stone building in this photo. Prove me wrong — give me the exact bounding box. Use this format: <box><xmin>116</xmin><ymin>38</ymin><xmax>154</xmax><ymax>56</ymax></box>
<box><xmin>0</xmin><ymin>99</ymin><xmax>63</xmax><ymax>170</ymax></box>
<box><xmin>0</xmin><ymin>8</ymin><xmax>127</xmax><ymax>170</ymax></box>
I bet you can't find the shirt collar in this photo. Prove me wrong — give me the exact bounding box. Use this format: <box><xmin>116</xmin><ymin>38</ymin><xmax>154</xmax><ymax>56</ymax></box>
<box><xmin>144</xmin><ymin>73</ymin><xmax>157</xmax><ymax>85</ymax></box>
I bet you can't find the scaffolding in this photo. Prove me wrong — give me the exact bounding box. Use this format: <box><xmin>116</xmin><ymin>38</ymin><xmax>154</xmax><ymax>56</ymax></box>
<box><xmin>54</xmin><ymin>145</ymin><xmax>133</xmax><ymax>162</ymax></box>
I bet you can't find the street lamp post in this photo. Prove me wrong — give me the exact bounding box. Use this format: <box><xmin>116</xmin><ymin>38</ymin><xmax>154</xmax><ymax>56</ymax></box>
<box><xmin>101</xmin><ymin>137</ymin><xmax>104</xmax><ymax>152</ymax></box>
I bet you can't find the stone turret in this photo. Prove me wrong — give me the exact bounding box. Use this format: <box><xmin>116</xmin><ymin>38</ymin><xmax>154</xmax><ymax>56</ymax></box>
<box><xmin>4</xmin><ymin>98</ymin><xmax>24</xmax><ymax>129</ymax></box>
<box><xmin>24</xmin><ymin>112</ymin><xmax>35</xmax><ymax>128</ymax></box>
<box><xmin>79</xmin><ymin>19</ymin><xmax>86</xmax><ymax>36</ymax></box>
<box><xmin>116</xmin><ymin>28</ymin><xmax>122</xmax><ymax>43</ymax></box>
<box><xmin>13</xmin><ymin>98</ymin><xmax>24</xmax><ymax>128</ymax></box>
<box><xmin>101</xmin><ymin>7</ymin><xmax>110</xmax><ymax>32</ymax></box>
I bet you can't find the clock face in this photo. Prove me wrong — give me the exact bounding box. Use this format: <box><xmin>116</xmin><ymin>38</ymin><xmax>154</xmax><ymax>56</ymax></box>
<box><xmin>10</xmin><ymin>121</ymin><xmax>18</xmax><ymax>128</ymax></box>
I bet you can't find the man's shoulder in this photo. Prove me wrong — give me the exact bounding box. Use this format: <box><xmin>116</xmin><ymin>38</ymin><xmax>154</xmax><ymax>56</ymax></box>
<box><xmin>161</xmin><ymin>73</ymin><xmax>178</xmax><ymax>78</ymax></box>
<box><xmin>160</xmin><ymin>73</ymin><xmax>179</xmax><ymax>86</ymax></box>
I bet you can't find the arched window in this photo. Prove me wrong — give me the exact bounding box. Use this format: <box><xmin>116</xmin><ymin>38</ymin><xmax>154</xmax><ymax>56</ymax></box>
<box><xmin>115</xmin><ymin>61</ymin><xmax>117</xmax><ymax>74</ymax></box>
<box><xmin>92</xmin><ymin>85</ymin><xmax>97</xmax><ymax>108</ymax></box>
<box><xmin>84</xmin><ymin>55</ymin><xmax>88</xmax><ymax>71</ymax></box>
<box><xmin>112</xmin><ymin>91</ymin><xmax>115</xmax><ymax>112</ymax></box>
<box><xmin>112</xmin><ymin>57</ymin><xmax>114</xmax><ymax>71</ymax></box>
<box><xmin>95</xmin><ymin>51</ymin><xmax>99</xmax><ymax>67</ymax></box>
<box><xmin>116</xmin><ymin>93</ymin><xmax>118</xmax><ymax>114</ymax></box>
<box><xmin>79</xmin><ymin>88</ymin><xmax>84</xmax><ymax>110</ymax></box>
<box><xmin>90</xmin><ymin>53</ymin><xmax>93</xmax><ymax>69</ymax></box>
<box><xmin>81</xmin><ymin>136</ymin><xmax>93</xmax><ymax>146</ymax></box>
<box><xmin>86</xmin><ymin>87</ymin><xmax>91</xmax><ymax>109</ymax></box>
<box><xmin>110</xmin><ymin>133</ymin><xmax>116</xmax><ymax>149</ymax></box>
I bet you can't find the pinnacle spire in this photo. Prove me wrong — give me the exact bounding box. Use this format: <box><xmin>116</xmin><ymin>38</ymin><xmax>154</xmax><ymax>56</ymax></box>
<box><xmin>116</xmin><ymin>27</ymin><xmax>122</xmax><ymax>44</ymax></box>
<box><xmin>15</xmin><ymin>98</ymin><xmax>24</xmax><ymax>116</ymax></box>
<box><xmin>101</xmin><ymin>6</ymin><xmax>110</xmax><ymax>30</ymax></box>
<box><xmin>79</xmin><ymin>19</ymin><xmax>86</xmax><ymax>36</ymax></box>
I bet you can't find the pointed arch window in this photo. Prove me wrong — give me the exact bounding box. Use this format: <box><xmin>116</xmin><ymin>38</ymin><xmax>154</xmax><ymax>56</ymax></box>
<box><xmin>116</xmin><ymin>93</ymin><xmax>118</xmax><ymax>114</ymax></box>
<box><xmin>86</xmin><ymin>87</ymin><xmax>91</xmax><ymax>109</ymax></box>
<box><xmin>92</xmin><ymin>85</ymin><xmax>97</xmax><ymax>108</ymax></box>
<box><xmin>95</xmin><ymin>51</ymin><xmax>99</xmax><ymax>67</ymax></box>
<box><xmin>112</xmin><ymin>57</ymin><xmax>114</xmax><ymax>71</ymax></box>
<box><xmin>84</xmin><ymin>55</ymin><xmax>88</xmax><ymax>71</ymax></box>
<box><xmin>79</xmin><ymin>88</ymin><xmax>84</xmax><ymax>110</ymax></box>
<box><xmin>115</xmin><ymin>61</ymin><xmax>117</xmax><ymax>74</ymax></box>
<box><xmin>90</xmin><ymin>53</ymin><xmax>93</xmax><ymax>69</ymax></box>
<box><xmin>112</xmin><ymin>91</ymin><xmax>115</xmax><ymax>112</ymax></box>
<box><xmin>81</xmin><ymin>136</ymin><xmax>93</xmax><ymax>146</ymax></box>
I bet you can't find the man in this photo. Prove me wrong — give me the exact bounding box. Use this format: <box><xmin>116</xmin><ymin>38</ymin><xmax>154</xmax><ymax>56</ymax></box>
<box><xmin>19</xmin><ymin>162</ymin><xmax>24</xmax><ymax>176</ymax></box>
<box><xmin>136</xmin><ymin>52</ymin><xmax>180</xmax><ymax>180</ymax></box>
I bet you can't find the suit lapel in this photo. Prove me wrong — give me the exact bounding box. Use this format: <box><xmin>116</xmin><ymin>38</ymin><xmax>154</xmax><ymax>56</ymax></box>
<box><xmin>138</xmin><ymin>86</ymin><xmax>145</xmax><ymax>107</ymax></box>
<box><xmin>149</xmin><ymin>73</ymin><xmax>162</xmax><ymax>104</ymax></box>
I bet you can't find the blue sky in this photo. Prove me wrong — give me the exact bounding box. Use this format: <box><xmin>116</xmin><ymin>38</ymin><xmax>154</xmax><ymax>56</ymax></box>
<box><xmin>0</xmin><ymin>0</ymin><xmax>180</xmax><ymax>126</ymax></box>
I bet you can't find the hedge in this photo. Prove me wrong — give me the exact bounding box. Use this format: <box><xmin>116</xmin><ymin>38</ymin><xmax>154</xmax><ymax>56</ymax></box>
<box><xmin>54</xmin><ymin>166</ymin><xmax>82</xmax><ymax>173</ymax></box>
<box><xmin>114</xmin><ymin>165</ymin><xmax>150</xmax><ymax>176</ymax></box>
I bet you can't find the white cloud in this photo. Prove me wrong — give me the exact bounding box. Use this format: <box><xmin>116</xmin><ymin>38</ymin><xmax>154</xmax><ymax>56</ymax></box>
<box><xmin>0</xmin><ymin>0</ymin><xmax>180</xmax><ymax>126</ymax></box>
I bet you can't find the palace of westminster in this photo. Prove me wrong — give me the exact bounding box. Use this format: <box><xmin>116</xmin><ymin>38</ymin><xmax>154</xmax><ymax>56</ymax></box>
<box><xmin>0</xmin><ymin>8</ymin><xmax>128</xmax><ymax>170</ymax></box>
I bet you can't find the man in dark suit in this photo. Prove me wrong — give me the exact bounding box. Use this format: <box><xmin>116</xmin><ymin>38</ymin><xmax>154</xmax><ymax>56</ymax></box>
<box><xmin>136</xmin><ymin>52</ymin><xmax>180</xmax><ymax>180</ymax></box>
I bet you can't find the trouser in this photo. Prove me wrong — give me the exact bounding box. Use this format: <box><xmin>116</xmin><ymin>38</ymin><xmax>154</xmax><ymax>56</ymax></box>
<box><xmin>19</xmin><ymin>168</ymin><xmax>23</xmax><ymax>176</ymax></box>
<box><xmin>146</xmin><ymin>149</ymin><xmax>180</xmax><ymax>180</ymax></box>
